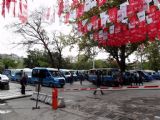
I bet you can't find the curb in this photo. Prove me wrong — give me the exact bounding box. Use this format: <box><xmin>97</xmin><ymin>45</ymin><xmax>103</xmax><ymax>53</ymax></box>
<box><xmin>0</xmin><ymin>92</ymin><xmax>33</xmax><ymax>101</ymax></box>
<box><xmin>59</xmin><ymin>85</ymin><xmax>160</xmax><ymax>92</ymax></box>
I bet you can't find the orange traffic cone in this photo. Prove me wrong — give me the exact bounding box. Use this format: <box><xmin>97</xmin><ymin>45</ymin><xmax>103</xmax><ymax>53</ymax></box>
<box><xmin>52</xmin><ymin>88</ymin><xmax>58</xmax><ymax>110</ymax></box>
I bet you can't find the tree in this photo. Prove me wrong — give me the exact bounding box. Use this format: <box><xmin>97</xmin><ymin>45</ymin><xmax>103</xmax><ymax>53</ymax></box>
<box><xmin>76</xmin><ymin>35</ymin><xmax>142</xmax><ymax>72</ymax></box>
<box><xmin>61</xmin><ymin>0</ymin><xmax>153</xmax><ymax>72</ymax></box>
<box><xmin>0</xmin><ymin>58</ymin><xmax>20</xmax><ymax>70</ymax></box>
<box><xmin>103</xmin><ymin>44</ymin><xmax>141</xmax><ymax>72</ymax></box>
<box><xmin>144</xmin><ymin>40</ymin><xmax>160</xmax><ymax>71</ymax></box>
<box><xmin>23</xmin><ymin>49</ymin><xmax>50</xmax><ymax>68</ymax></box>
<box><xmin>10</xmin><ymin>9</ymin><xmax>69</xmax><ymax>68</ymax></box>
<box><xmin>52</xmin><ymin>32</ymin><xmax>68</xmax><ymax>69</ymax></box>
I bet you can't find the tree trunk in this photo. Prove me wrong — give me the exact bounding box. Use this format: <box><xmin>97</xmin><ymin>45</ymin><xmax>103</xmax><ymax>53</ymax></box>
<box><xmin>57</xmin><ymin>54</ymin><xmax>62</xmax><ymax>70</ymax></box>
<box><xmin>46</xmin><ymin>48</ymin><xmax>55</xmax><ymax>68</ymax></box>
<box><xmin>119</xmin><ymin>45</ymin><xmax>126</xmax><ymax>73</ymax></box>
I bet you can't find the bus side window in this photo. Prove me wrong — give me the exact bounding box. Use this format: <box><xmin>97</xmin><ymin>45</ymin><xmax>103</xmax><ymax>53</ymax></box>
<box><xmin>32</xmin><ymin>70</ymin><xmax>39</xmax><ymax>77</ymax></box>
<box><xmin>39</xmin><ymin>70</ymin><xmax>46</xmax><ymax>78</ymax></box>
<box><xmin>108</xmin><ymin>71</ymin><xmax>112</xmax><ymax>76</ymax></box>
<box><xmin>46</xmin><ymin>72</ymin><xmax>51</xmax><ymax>77</ymax></box>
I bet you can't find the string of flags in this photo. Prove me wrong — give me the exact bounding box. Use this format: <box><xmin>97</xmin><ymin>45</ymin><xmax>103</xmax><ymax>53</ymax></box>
<box><xmin>1</xmin><ymin>0</ymin><xmax>160</xmax><ymax>47</ymax></box>
<box><xmin>58</xmin><ymin>0</ymin><xmax>160</xmax><ymax>47</ymax></box>
<box><xmin>1</xmin><ymin>0</ymin><xmax>56</xmax><ymax>24</ymax></box>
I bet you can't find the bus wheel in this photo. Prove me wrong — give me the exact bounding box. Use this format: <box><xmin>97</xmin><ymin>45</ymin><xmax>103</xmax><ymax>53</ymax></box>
<box><xmin>60</xmin><ymin>85</ymin><xmax>64</xmax><ymax>88</ymax></box>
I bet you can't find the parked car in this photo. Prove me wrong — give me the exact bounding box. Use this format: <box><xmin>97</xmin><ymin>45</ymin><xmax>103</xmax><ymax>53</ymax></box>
<box><xmin>0</xmin><ymin>74</ymin><xmax>9</xmax><ymax>90</ymax></box>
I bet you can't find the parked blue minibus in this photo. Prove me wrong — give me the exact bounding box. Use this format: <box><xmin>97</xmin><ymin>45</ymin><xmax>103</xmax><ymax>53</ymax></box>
<box><xmin>3</xmin><ymin>69</ymin><xmax>23</xmax><ymax>81</ymax></box>
<box><xmin>31</xmin><ymin>67</ymin><xmax>65</xmax><ymax>88</ymax></box>
<box><xmin>88</xmin><ymin>68</ymin><xmax>119</xmax><ymax>86</ymax></box>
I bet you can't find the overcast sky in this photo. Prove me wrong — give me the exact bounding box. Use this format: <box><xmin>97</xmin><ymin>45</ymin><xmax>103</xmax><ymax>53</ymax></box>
<box><xmin>0</xmin><ymin>0</ymin><xmax>110</xmax><ymax>60</ymax></box>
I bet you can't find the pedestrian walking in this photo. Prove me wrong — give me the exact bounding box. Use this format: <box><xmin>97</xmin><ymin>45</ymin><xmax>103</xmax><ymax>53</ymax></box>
<box><xmin>70</xmin><ymin>72</ymin><xmax>74</xmax><ymax>85</ymax></box>
<box><xmin>138</xmin><ymin>73</ymin><xmax>143</xmax><ymax>86</ymax></box>
<box><xmin>20</xmin><ymin>73</ymin><xmax>28</xmax><ymax>95</ymax></box>
<box><xmin>134</xmin><ymin>72</ymin><xmax>139</xmax><ymax>86</ymax></box>
<box><xmin>93</xmin><ymin>70</ymin><xmax>104</xmax><ymax>95</ymax></box>
<box><xmin>79</xmin><ymin>73</ymin><xmax>84</xmax><ymax>85</ymax></box>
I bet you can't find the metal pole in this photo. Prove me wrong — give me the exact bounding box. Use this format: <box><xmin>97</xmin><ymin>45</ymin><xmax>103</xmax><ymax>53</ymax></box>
<box><xmin>32</xmin><ymin>79</ymin><xmax>40</xmax><ymax>110</ymax></box>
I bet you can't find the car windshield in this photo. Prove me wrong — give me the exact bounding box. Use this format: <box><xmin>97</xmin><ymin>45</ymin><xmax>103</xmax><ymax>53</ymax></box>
<box><xmin>49</xmin><ymin>70</ymin><xmax>62</xmax><ymax>77</ymax></box>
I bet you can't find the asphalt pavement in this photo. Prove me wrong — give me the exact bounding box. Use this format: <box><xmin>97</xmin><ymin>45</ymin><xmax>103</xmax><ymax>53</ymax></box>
<box><xmin>0</xmin><ymin>83</ymin><xmax>33</xmax><ymax>100</ymax></box>
<box><xmin>1</xmin><ymin>80</ymin><xmax>160</xmax><ymax>120</ymax></box>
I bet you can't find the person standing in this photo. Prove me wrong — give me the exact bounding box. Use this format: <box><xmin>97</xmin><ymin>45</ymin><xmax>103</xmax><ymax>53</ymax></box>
<box><xmin>20</xmin><ymin>73</ymin><xmax>27</xmax><ymax>95</ymax></box>
<box><xmin>70</xmin><ymin>72</ymin><xmax>74</xmax><ymax>85</ymax></box>
<box><xmin>93</xmin><ymin>70</ymin><xmax>104</xmax><ymax>95</ymax></box>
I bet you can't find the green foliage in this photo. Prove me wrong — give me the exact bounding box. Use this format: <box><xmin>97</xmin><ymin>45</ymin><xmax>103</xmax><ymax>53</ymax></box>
<box><xmin>23</xmin><ymin>49</ymin><xmax>51</xmax><ymax>68</ymax></box>
<box><xmin>0</xmin><ymin>57</ymin><xmax>22</xmax><ymax>72</ymax></box>
<box><xmin>24</xmin><ymin>49</ymin><xmax>69</xmax><ymax>68</ymax></box>
<box><xmin>144</xmin><ymin>40</ymin><xmax>160</xmax><ymax>71</ymax></box>
<box><xmin>0</xmin><ymin>61</ymin><xmax>4</xmax><ymax>73</ymax></box>
<box><xmin>2</xmin><ymin>58</ymin><xmax>21</xmax><ymax>69</ymax></box>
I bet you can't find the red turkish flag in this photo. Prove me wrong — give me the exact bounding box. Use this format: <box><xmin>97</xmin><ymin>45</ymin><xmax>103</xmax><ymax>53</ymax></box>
<box><xmin>129</xmin><ymin>28</ymin><xmax>138</xmax><ymax>43</ymax></box>
<box><xmin>58</xmin><ymin>0</ymin><xmax>64</xmax><ymax>16</ymax></box>
<box><xmin>78</xmin><ymin>21</ymin><xmax>83</xmax><ymax>32</ymax></box>
<box><xmin>108</xmin><ymin>7</ymin><xmax>118</xmax><ymax>23</ymax></box>
<box><xmin>129</xmin><ymin>15</ymin><xmax>138</xmax><ymax>27</ymax></box>
<box><xmin>65</xmin><ymin>12</ymin><xmax>70</xmax><ymax>23</ymax></box>
<box><xmin>2</xmin><ymin>0</ymin><xmax>5</xmax><ymax>17</ymax></box>
<box><xmin>147</xmin><ymin>5</ymin><xmax>157</xmax><ymax>14</ymax></box>
<box><xmin>127</xmin><ymin>4</ymin><xmax>135</xmax><ymax>17</ymax></box>
<box><xmin>121</xmin><ymin>25</ymin><xmax>128</xmax><ymax>32</ymax></box>
<box><xmin>91</xmin><ymin>16</ymin><xmax>98</xmax><ymax>30</ymax></box>
<box><xmin>97</xmin><ymin>0</ymin><xmax>106</xmax><ymax>7</ymax></box>
<box><xmin>157</xmin><ymin>22</ymin><xmax>160</xmax><ymax>40</ymax></box>
<box><xmin>13</xmin><ymin>0</ymin><xmax>16</xmax><ymax>17</ymax></box>
<box><xmin>155</xmin><ymin>10</ymin><xmax>160</xmax><ymax>23</ymax></box>
<box><xmin>93</xmin><ymin>32</ymin><xmax>99</xmax><ymax>41</ymax></box>
<box><xmin>124</xmin><ymin>30</ymin><xmax>130</xmax><ymax>44</ymax></box>
<box><xmin>76</xmin><ymin>3</ymin><xmax>84</xmax><ymax>18</ymax></box>
<box><xmin>114</xmin><ymin>23</ymin><xmax>121</xmax><ymax>34</ymax></box>
<box><xmin>6</xmin><ymin>0</ymin><xmax>11</xmax><ymax>12</ymax></box>
<box><xmin>138</xmin><ymin>21</ymin><xmax>146</xmax><ymax>28</ymax></box>
<box><xmin>71</xmin><ymin>0</ymin><xmax>79</xmax><ymax>7</ymax></box>
<box><xmin>136</xmin><ymin>0</ymin><xmax>144</xmax><ymax>11</ymax></box>
<box><xmin>98</xmin><ymin>18</ymin><xmax>102</xmax><ymax>29</ymax></box>
<box><xmin>129</xmin><ymin>0</ymin><xmax>135</xmax><ymax>4</ymax></box>
<box><xmin>19</xmin><ymin>0</ymin><xmax>22</xmax><ymax>14</ymax></box>
<box><xmin>82</xmin><ymin>25</ymin><xmax>88</xmax><ymax>33</ymax></box>
<box><xmin>147</xmin><ymin>23</ymin><xmax>157</xmax><ymax>41</ymax></box>
<box><xmin>18</xmin><ymin>1</ymin><xmax>28</xmax><ymax>23</ymax></box>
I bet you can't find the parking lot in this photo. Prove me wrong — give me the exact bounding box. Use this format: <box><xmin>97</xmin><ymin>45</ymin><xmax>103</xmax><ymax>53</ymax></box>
<box><xmin>1</xmin><ymin>80</ymin><xmax>160</xmax><ymax>120</ymax></box>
